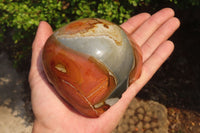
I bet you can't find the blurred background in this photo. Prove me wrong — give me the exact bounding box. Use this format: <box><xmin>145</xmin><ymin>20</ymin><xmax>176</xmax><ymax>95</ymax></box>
<box><xmin>0</xmin><ymin>0</ymin><xmax>199</xmax><ymax>132</ymax></box>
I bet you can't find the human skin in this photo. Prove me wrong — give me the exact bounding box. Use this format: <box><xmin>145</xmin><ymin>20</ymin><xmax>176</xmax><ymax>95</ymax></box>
<box><xmin>29</xmin><ymin>8</ymin><xmax>180</xmax><ymax>133</ymax></box>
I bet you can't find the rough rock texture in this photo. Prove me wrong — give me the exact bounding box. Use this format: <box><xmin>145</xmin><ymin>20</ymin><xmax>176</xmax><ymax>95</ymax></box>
<box><xmin>113</xmin><ymin>98</ymin><xmax>169</xmax><ymax>133</ymax></box>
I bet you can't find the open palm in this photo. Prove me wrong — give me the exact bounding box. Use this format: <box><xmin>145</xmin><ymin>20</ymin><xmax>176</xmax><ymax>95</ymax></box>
<box><xmin>29</xmin><ymin>8</ymin><xmax>180</xmax><ymax>133</ymax></box>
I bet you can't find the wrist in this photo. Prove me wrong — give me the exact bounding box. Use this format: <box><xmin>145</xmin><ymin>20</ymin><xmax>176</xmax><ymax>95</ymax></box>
<box><xmin>32</xmin><ymin>120</ymin><xmax>56</xmax><ymax>133</ymax></box>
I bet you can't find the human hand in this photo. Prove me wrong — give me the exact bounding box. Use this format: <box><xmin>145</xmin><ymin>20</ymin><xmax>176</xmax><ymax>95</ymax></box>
<box><xmin>29</xmin><ymin>8</ymin><xmax>180</xmax><ymax>133</ymax></box>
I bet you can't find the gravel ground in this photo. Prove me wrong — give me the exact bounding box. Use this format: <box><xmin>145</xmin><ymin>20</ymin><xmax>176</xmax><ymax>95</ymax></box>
<box><xmin>0</xmin><ymin>52</ymin><xmax>32</xmax><ymax>133</ymax></box>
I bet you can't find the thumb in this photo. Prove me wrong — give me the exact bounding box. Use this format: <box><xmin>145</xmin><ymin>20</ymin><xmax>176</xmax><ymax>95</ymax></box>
<box><xmin>29</xmin><ymin>21</ymin><xmax>53</xmax><ymax>82</ymax></box>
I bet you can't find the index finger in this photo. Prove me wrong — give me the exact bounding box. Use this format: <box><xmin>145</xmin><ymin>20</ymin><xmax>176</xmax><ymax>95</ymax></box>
<box><xmin>120</xmin><ymin>13</ymin><xmax>151</xmax><ymax>34</ymax></box>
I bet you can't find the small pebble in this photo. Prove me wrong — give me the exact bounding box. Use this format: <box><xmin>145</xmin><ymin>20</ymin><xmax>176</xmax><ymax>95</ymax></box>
<box><xmin>153</xmin><ymin>128</ymin><xmax>159</xmax><ymax>133</ymax></box>
<box><xmin>151</xmin><ymin>122</ymin><xmax>158</xmax><ymax>128</ymax></box>
<box><xmin>137</xmin><ymin>114</ymin><xmax>144</xmax><ymax>120</ymax></box>
<box><xmin>128</xmin><ymin>118</ymin><xmax>135</xmax><ymax>124</ymax></box>
<box><xmin>144</xmin><ymin>115</ymin><xmax>151</xmax><ymax>122</ymax></box>
<box><xmin>137</xmin><ymin>121</ymin><xmax>143</xmax><ymax>129</ymax></box>
<box><xmin>146</xmin><ymin>111</ymin><xmax>152</xmax><ymax>116</ymax></box>
<box><xmin>132</xmin><ymin>116</ymin><xmax>139</xmax><ymax>123</ymax></box>
<box><xmin>137</xmin><ymin>107</ymin><xmax>145</xmax><ymax>114</ymax></box>
<box><xmin>121</xmin><ymin>124</ymin><xmax>129</xmax><ymax>132</ymax></box>
<box><xmin>143</xmin><ymin>123</ymin><xmax>151</xmax><ymax>129</ymax></box>
<box><xmin>145</xmin><ymin>130</ymin><xmax>153</xmax><ymax>133</ymax></box>
<box><xmin>129</xmin><ymin>125</ymin><xmax>136</xmax><ymax>130</ymax></box>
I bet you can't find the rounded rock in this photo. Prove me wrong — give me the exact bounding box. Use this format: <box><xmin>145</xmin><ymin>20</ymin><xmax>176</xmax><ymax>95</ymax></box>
<box><xmin>42</xmin><ymin>18</ymin><xmax>142</xmax><ymax>117</ymax></box>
